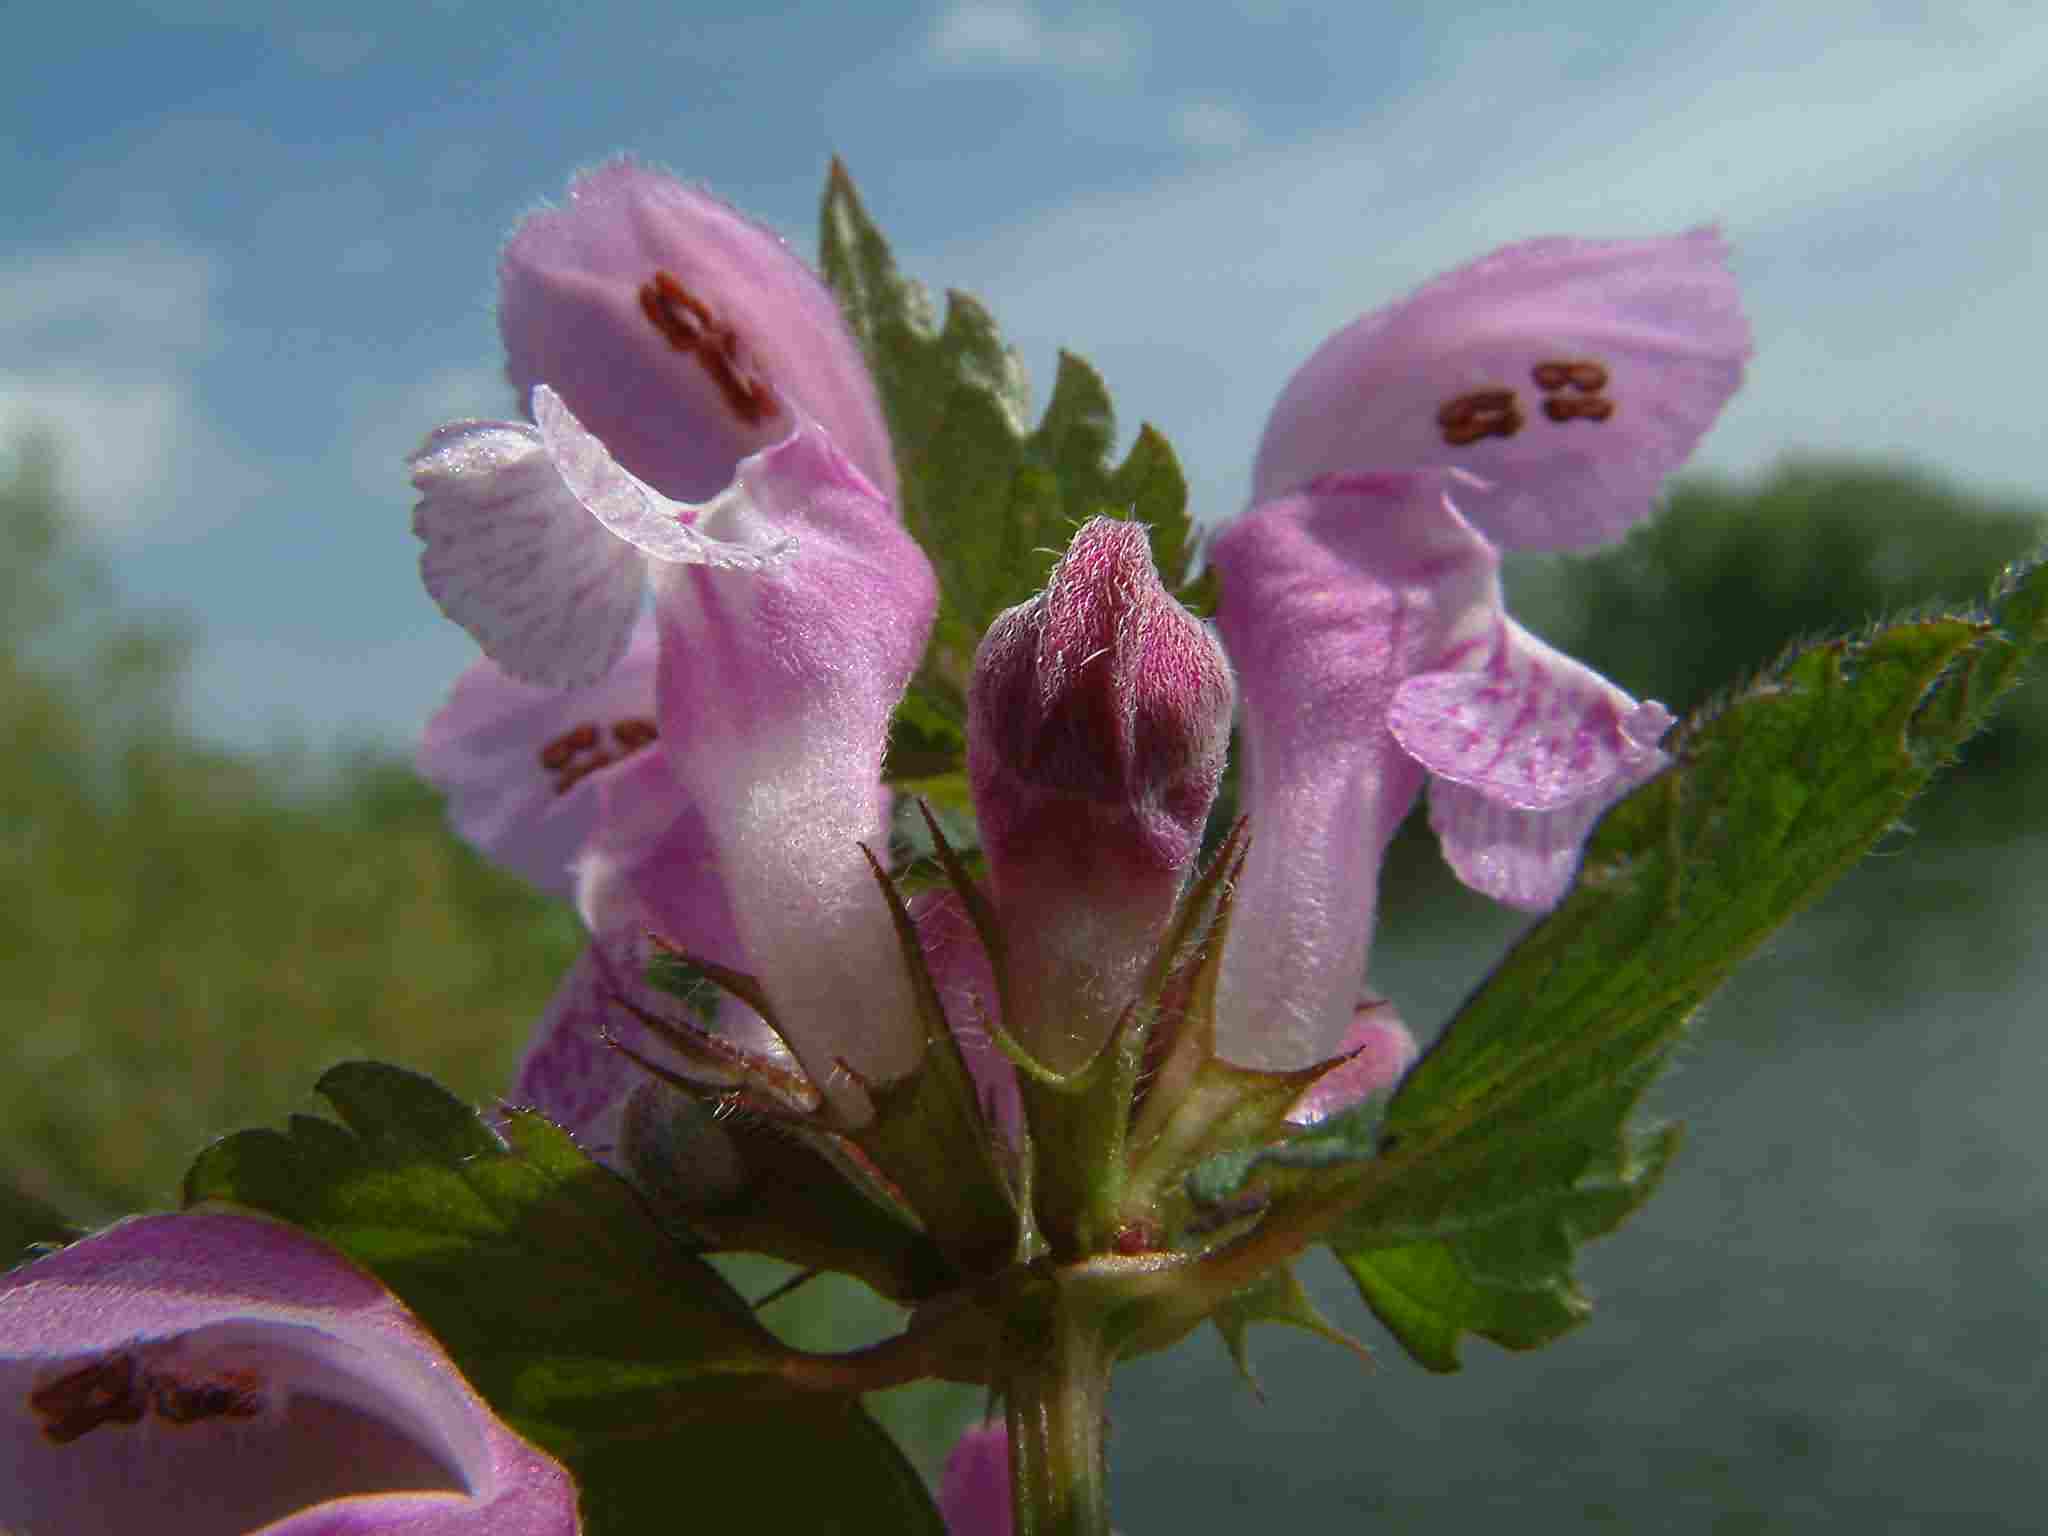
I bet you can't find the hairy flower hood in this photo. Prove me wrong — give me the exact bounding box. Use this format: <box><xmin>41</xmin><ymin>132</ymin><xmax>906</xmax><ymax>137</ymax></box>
<box><xmin>412</xmin><ymin>162</ymin><xmax>934</xmax><ymax>1121</ymax></box>
<box><xmin>1208</xmin><ymin>228</ymin><xmax>1748</xmax><ymax>1067</ymax></box>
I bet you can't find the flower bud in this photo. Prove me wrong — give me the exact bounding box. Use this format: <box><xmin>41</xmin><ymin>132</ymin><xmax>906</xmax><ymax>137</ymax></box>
<box><xmin>968</xmin><ymin>517</ymin><xmax>1234</xmax><ymax>1071</ymax></box>
<box><xmin>940</xmin><ymin>1420</ymin><xmax>1012</xmax><ymax>1536</ymax></box>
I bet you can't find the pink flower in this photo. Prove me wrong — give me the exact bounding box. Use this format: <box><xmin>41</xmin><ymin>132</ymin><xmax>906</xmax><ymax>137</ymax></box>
<box><xmin>416</xmin><ymin>613</ymin><xmax>660</xmax><ymax>904</ymax></box>
<box><xmin>413</xmin><ymin>165</ymin><xmax>1745</xmax><ymax>1142</ymax></box>
<box><xmin>0</xmin><ymin>1211</ymin><xmax>576</xmax><ymax>1534</ymax></box>
<box><xmin>412</xmin><ymin>162</ymin><xmax>934</xmax><ymax>1121</ymax></box>
<box><xmin>1209</xmin><ymin>229</ymin><xmax>1747</xmax><ymax>1068</ymax></box>
<box><xmin>939</xmin><ymin>1420</ymin><xmax>1012</xmax><ymax>1536</ymax></box>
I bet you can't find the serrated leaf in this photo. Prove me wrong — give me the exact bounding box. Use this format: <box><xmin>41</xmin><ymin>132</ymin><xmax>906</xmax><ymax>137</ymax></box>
<box><xmin>1210</xmin><ymin>1262</ymin><xmax>1371</xmax><ymax>1398</ymax></box>
<box><xmin>183</xmin><ymin>1062</ymin><xmax>943</xmax><ymax>1536</ymax></box>
<box><xmin>820</xmin><ymin>161</ymin><xmax>1203</xmax><ymax>784</ymax></box>
<box><xmin>1321</xmin><ymin>567</ymin><xmax>2047</xmax><ymax>1372</ymax></box>
<box><xmin>850</xmin><ymin>841</ymin><xmax>1022</xmax><ymax>1273</ymax></box>
<box><xmin>1338</xmin><ymin>1129</ymin><xmax>1678</xmax><ymax>1371</ymax></box>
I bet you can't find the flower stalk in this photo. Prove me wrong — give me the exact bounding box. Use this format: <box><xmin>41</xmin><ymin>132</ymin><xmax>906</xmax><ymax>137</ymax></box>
<box><xmin>1003</xmin><ymin>1273</ymin><xmax>1113</xmax><ymax>1536</ymax></box>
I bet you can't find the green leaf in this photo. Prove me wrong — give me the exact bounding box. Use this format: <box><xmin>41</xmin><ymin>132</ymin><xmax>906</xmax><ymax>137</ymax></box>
<box><xmin>819</xmin><ymin>160</ymin><xmax>1203</xmax><ymax>785</ymax></box>
<box><xmin>1182</xmin><ymin>1091</ymin><xmax>1386</xmax><ymax>1216</ymax></box>
<box><xmin>0</xmin><ymin>1180</ymin><xmax>79</xmax><ymax>1269</ymax></box>
<box><xmin>1337</xmin><ymin>1130</ymin><xmax>1678</xmax><ymax>1372</ymax></box>
<box><xmin>1210</xmin><ymin>1262</ymin><xmax>1371</xmax><ymax>1397</ymax></box>
<box><xmin>184</xmin><ymin>1062</ymin><xmax>943</xmax><ymax>1536</ymax></box>
<box><xmin>1326</xmin><ymin>563</ymin><xmax>2048</xmax><ymax>1371</ymax></box>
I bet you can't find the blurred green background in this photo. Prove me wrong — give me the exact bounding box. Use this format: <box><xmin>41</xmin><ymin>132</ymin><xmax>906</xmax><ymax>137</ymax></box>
<box><xmin>3</xmin><ymin>438</ymin><xmax>2043</xmax><ymax>1525</ymax></box>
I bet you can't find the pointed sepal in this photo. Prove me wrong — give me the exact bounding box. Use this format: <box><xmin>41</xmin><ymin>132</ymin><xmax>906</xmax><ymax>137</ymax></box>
<box><xmin>836</xmin><ymin>844</ymin><xmax>1022</xmax><ymax>1275</ymax></box>
<box><xmin>1210</xmin><ymin>1262</ymin><xmax>1373</xmax><ymax>1399</ymax></box>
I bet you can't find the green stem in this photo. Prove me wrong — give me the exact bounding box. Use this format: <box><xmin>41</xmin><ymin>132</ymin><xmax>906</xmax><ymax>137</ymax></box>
<box><xmin>1005</xmin><ymin>1289</ymin><xmax>1113</xmax><ymax>1536</ymax></box>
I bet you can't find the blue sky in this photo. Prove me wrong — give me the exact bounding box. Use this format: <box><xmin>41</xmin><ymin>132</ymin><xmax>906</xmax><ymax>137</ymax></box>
<box><xmin>5</xmin><ymin>0</ymin><xmax>2043</xmax><ymax>747</ymax></box>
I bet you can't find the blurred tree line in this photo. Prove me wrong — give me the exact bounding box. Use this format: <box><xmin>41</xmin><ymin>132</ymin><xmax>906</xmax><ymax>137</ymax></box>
<box><xmin>2</xmin><ymin>438</ymin><xmax>2042</xmax><ymax>1219</ymax></box>
<box><xmin>0</xmin><ymin>435</ymin><xmax>581</xmax><ymax>1221</ymax></box>
<box><xmin>1507</xmin><ymin>459</ymin><xmax>2048</xmax><ymax>843</ymax></box>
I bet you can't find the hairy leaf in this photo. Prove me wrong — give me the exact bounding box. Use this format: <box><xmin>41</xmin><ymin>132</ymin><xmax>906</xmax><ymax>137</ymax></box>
<box><xmin>1324</xmin><ymin>562</ymin><xmax>2048</xmax><ymax>1369</ymax></box>
<box><xmin>819</xmin><ymin>161</ymin><xmax>1202</xmax><ymax>795</ymax></box>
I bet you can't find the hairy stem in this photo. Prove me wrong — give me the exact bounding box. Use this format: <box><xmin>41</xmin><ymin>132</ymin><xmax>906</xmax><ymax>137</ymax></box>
<box><xmin>1005</xmin><ymin>1287</ymin><xmax>1113</xmax><ymax>1536</ymax></box>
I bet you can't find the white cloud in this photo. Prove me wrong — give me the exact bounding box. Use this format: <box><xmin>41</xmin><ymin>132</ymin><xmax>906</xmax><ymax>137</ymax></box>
<box><xmin>922</xmin><ymin>1</ymin><xmax>1142</xmax><ymax>81</ymax></box>
<box><xmin>922</xmin><ymin>2</ymin><xmax>2048</xmax><ymax>517</ymax></box>
<box><xmin>0</xmin><ymin>372</ymin><xmax>180</xmax><ymax>522</ymax></box>
<box><xmin>0</xmin><ymin>235</ymin><xmax>269</xmax><ymax>543</ymax></box>
<box><xmin>1169</xmin><ymin>101</ymin><xmax>1254</xmax><ymax>153</ymax></box>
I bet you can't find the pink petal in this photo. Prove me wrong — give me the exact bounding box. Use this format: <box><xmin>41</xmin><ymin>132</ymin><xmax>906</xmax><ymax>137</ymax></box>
<box><xmin>411</xmin><ymin>418</ymin><xmax>646</xmax><ymax>688</ymax></box>
<box><xmin>509</xmin><ymin>926</ymin><xmax>764</xmax><ymax>1196</ymax></box>
<box><xmin>1286</xmin><ymin>998</ymin><xmax>1418</xmax><ymax>1128</ymax></box>
<box><xmin>413</xmin><ymin>391</ymin><xmax>806</xmax><ymax>689</ymax></box>
<box><xmin>537</xmin><ymin>746</ymin><xmax>796</xmax><ymax>1132</ymax></box>
<box><xmin>1208</xmin><ymin>473</ymin><xmax>1499</xmax><ymax>1069</ymax></box>
<box><xmin>1253</xmin><ymin>228</ymin><xmax>1749</xmax><ymax>550</ymax></box>
<box><xmin>0</xmin><ymin>1212</ymin><xmax>575</xmax><ymax>1536</ymax></box>
<box><xmin>509</xmin><ymin>934</ymin><xmax>659</xmax><ymax>1160</ymax></box>
<box><xmin>939</xmin><ymin>1420</ymin><xmax>1011</xmax><ymax>1536</ymax></box>
<box><xmin>500</xmin><ymin>159</ymin><xmax>896</xmax><ymax>505</ymax></box>
<box><xmin>1389</xmin><ymin>617</ymin><xmax>1673</xmax><ymax>812</ymax></box>
<box><xmin>533</xmin><ymin>387</ymin><xmax>793</xmax><ymax>570</ymax></box>
<box><xmin>416</xmin><ymin>614</ymin><xmax>661</xmax><ymax>899</ymax></box>
<box><xmin>570</xmin><ymin>745</ymin><xmax>734</xmax><ymax>948</ymax></box>
<box><xmin>650</xmin><ymin>423</ymin><xmax>936</xmax><ymax>1115</ymax></box>
<box><xmin>1392</xmin><ymin>617</ymin><xmax>1672</xmax><ymax>908</ymax></box>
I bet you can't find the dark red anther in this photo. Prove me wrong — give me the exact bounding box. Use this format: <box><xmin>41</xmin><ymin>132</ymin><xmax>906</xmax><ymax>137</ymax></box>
<box><xmin>30</xmin><ymin>1354</ymin><xmax>147</xmax><ymax>1444</ymax></box>
<box><xmin>613</xmin><ymin>718</ymin><xmax>659</xmax><ymax>751</ymax></box>
<box><xmin>556</xmin><ymin>750</ymin><xmax>615</xmax><ymax>794</ymax></box>
<box><xmin>1529</xmin><ymin>359</ymin><xmax>1615</xmax><ymax>424</ymax></box>
<box><xmin>1436</xmin><ymin>388</ymin><xmax>1524</xmax><ymax>447</ymax></box>
<box><xmin>540</xmin><ymin>723</ymin><xmax>600</xmax><ymax>772</ymax></box>
<box><xmin>1531</xmin><ymin>358</ymin><xmax>1611</xmax><ymax>394</ymax></box>
<box><xmin>152</xmin><ymin>1369</ymin><xmax>264</xmax><ymax>1427</ymax></box>
<box><xmin>638</xmin><ymin>269</ymin><xmax>781</xmax><ymax>427</ymax></box>
<box><xmin>1541</xmin><ymin>395</ymin><xmax>1615</xmax><ymax>424</ymax></box>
